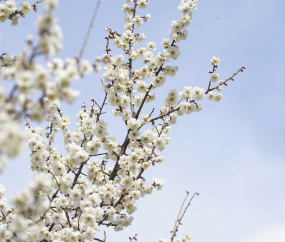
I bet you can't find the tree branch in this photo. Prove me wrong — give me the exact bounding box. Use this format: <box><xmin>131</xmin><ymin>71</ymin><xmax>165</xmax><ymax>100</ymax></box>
<box><xmin>78</xmin><ymin>1</ymin><xmax>100</xmax><ymax>58</ymax></box>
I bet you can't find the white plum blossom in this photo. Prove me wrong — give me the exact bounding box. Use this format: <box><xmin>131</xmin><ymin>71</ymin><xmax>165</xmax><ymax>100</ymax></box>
<box><xmin>0</xmin><ymin>0</ymin><xmax>245</xmax><ymax>241</ymax></box>
<box><xmin>211</xmin><ymin>56</ymin><xmax>221</xmax><ymax>66</ymax></box>
<box><xmin>210</xmin><ymin>73</ymin><xmax>219</xmax><ymax>82</ymax></box>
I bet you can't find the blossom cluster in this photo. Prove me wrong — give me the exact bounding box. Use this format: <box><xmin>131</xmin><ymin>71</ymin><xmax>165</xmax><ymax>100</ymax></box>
<box><xmin>0</xmin><ymin>0</ymin><xmax>100</xmax><ymax>171</ymax></box>
<box><xmin>0</xmin><ymin>0</ymin><xmax>245</xmax><ymax>241</ymax></box>
<box><xmin>0</xmin><ymin>53</ymin><xmax>19</xmax><ymax>68</ymax></box>
<box><xmin>0</xmin><ymin>0</ymin><xmax>58</xmax><ymax>26</ymax></box>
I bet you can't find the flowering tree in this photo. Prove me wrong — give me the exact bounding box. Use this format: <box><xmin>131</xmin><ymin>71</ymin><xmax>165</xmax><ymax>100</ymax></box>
<box><xmin>0</xmin><ymin>0</ymin><xmax>245</xmax><ymax>241</ymax></box>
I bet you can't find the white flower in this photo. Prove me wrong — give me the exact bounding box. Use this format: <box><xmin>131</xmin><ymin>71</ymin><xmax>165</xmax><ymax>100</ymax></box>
<box><xmin>191</xmin><ymin>87</ymin><xmax>205</xmax><ymax>101</ymax></box>
<box><xmin>180</xmin><ymin>102</ymin><xmax>196</xmax><ymax>114</ymax></box>
<box><xmin>9</xmin><ymin>215</ymin><xmax>27</xmax><ymax>232</ymax></box>
<box><xmin>84</xmin><ymin>226</ymin><xmax>96</xmax><ymax>240</ymax></box>
<box><xmin>34</xmin><ymin>173</ymin><xmax>52</xmax><ymax>188</ymax></box>
<box><xmin>188</xmin><ymin>0</ymin><xmax>198</xmax><ymax>10</ymax></box>
<box><xmin>147</xmin><ymin>42</ymin><xmax>156</xmax><ymax>51</ymax></box>
<box><xmin>153</xmin><ymin>177</ymin><xmax>164</xmax><ymax>190</ymax></box>
<box><xmin>140</xmin><ymin>114</ymin><xmax>150</xmax><ymax>124</ymax></box>
<box><xmin>128</xmin><ymin>130</ymin><xmax>140</xmax><ymax>140</ymax></box>
<box><xmin>178</xmin><ymin>1</ymin><xmax>190</xmax><ymax>11</ymax></box>
<box><xmin>136</xmin><ymin>33</ymin><xmax>147</xmax><ymax>42</ymax></box>
<box><xmin>168</xmin><ymin>46</ymin><xmax>181</xmax><ymax>60</ymax></box>
<box><xmin>37</xmin><ymin>13</ymin><xmax>56</xmax><ymax>28</ymax></box>
<box><xmin>137</xmin><ymin>47</ymin><xmax>146</xmax><ymax>58</ymax></box>
<box><xmin>179</xmin><ymin>86</ymin><xmax>192</xmax><ymax>100</ymax></box>
<box><xmin>58</xmin><ymin>195</ymin><xmax>69</xmax><ymax>208</ymax></box>
<box><xmin>174</xmin><ymin>238</ymin><xmax>182</xmax><ymax>242</ymax></box>
<box><xmin>122</xmin><ymin>109</ymin><xmax>132</xmax><ymax>121</ymax></box>
<box><xmin>0</xmin><ymin>197</ymin><xmax>8</xmax><ymax>212</ymax></box>
<box><xmin>165</xmin><ymin>89</ymin><xmax>178</xmax><ymax>106</ymax></box>
<box><xmin>149</xmin><ymin>58</ymin><xmax>158</xmax><ymax>69</ymax></box>
<box><xmin>126</xmin><ymin>202</ymin><xmax>137</xmax><ymax>214</ymax></box>
<box><xmin>0</xmin><ymin>5</ymin><xmax>8</xmax><ymax>21</ymax></box>
<box><xmin>137</xmin><ymin>0</ymin><xmax>149</xmax><ymax>9</ymax></box>
<box><xmin>20</xmin><ymin>2</ymin><xmax>31</xmax><ymax>14</ymax></box>
<box><xmin>215</xmin><ymin>93</ymin><xmax>223</xmax><ymax>101</ymax></box>
<box><xmin>74</xmin><ymin>150</ymin><xmax>89</xmax><ymax>164</ymax></box>
<box><xmin>15</xmin><ymin>71</ymin><xmax>35</xmax><ymax>91</ymax></box>
<box><xmin>161</xmin><ymin>39</ymin><xmax>169</xmax><ymax>47</ymax></box>
<box><xmin>143</xmin><ymin>50</ymin><xmax>154</xmax><ymax>61</ymax></box>
<box><xmin>136</xmin><ymin>80</ymin><xmax>148</xmax><ymax>92</ymax></box>
<box><xmin>145</xmin><ymin>14</ymin><xmax>151</xmax><ymax>20</ymax></box>
<box><xmin>0</xmin><ymin>185</ymin><xmax>6</xmax><ymax>199</ymax></box>
<box><xmin>79</xmin><ymin>60</ymin><xmax>93</xmax><ymax>74</ymax></box>
<box><xmin>122</xmin><ymin>4</ymin><xmax>132</xmax><ymax>13</ymax></box>
<box><xmin>5</xmin><ymin>1</ymin><xmax>16</xmax><ymax>15</ymax></box>
<box><xmin>171</xmin><ymin>20</ymin><xmax>183</xmax><ymax>32</ymax></box>
<box><xmin>44</xmin><ymin>0</ymin><xmax>58</xmax><ymax>10</ymax></box>
<box><xmin>45</xmin><ymin>98</ymin><xmax>60</xmax><ymax>116</ymax></box>
<box><xmin>183</xmin><ymin>233</ymin><xmax>191</xmax><ymax>241</ymax></box>
<box><xmin>207</xmin><ymin>91</ymin><xmax>223</xmax><ymax>102</ymax></box>
<box><xmin>179</xmin><ymin>14</ymin><xmax>190</xmax><ymax>23</ymax></box>
<box><xmin>121</xmin><ymin>177</ymin><xmax>133</xmax><ymax>189</ymax></box>
<box><xmin>210</xmin><ymin>73</ymin><xmax>219</xmax><ymax>82</ymax></box>
<box><xmin>211</xmin><ymin>56</ymin><xmax>220</xmax><ymax>65</ymax></box>
<box><xmin>114</xmin><ymin>55</ymin><xmax>125</xmax><ymax>66</ymax></box>
<box><xmin>133</xmin><ymin>15</ymin><xmax>144</xmax><ymax>27</ymax></box>
<box><xmin>127</xmin><ymin>118</ymin><xmax>141</xmax><ymax>130</ymax></box>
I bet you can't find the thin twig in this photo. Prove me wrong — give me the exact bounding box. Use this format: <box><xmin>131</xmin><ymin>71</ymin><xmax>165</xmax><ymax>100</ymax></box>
<box><xmin>64</xmin><ymin>209</ymin><xmax>72</xmax><ymax>227</ymax></box>
<box><xmin>171</xmin><ymin>192</ymin><xmax>189</xmax><ymax>240</ymax></box>
<box><xmin>71</xmin><ymin>159</ymin><xmax>89</xmax><ymax>189</ymax></box>
<box><xmin>206</xmin><ymin>67</ymin><xmax>244</xmax><ymax>94</ymax></box>
<box><xmin>129</xmin><ymin>234</ymin><xmax>138</xmax><ymax>242</ymax></box>
<box><xmin>78</xmin><ymin>1</ymin><xmax>101</xmax><ymax>58</ymax></box>
<box><xmin>170</xmin><ymin>192</ymin><xmax>199</xmax><ymax>241</ymax></box>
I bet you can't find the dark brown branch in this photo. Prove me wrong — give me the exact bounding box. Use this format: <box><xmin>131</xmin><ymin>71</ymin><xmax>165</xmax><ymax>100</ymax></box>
<box><xmin>48</xmin><ymin>222</ymin><xmax>54</xmax><ymax>232</ymax></box>
<box><xmin>71</xmin><ymin>160</ymin><xmax>88</xmax><ymax>189</ymax></box>
<box><xmin>89</xmin><ymin>152</ymin><xmax>108</xmax><ymax>157</ymax></box>
<box><xmin>97</xmin><ymin>92</ymin><xmax>108</xmax><ymax>122</ymax></box>
<box><xmin>135</xmin><ymin>64</ymin><xmax>163</xmax><ymax>119</ymax></box>
<box><xmin>136</xmin><ymin>168</ymin><xmax>144</xmax><ymax>180</ymax></box>
<box><xmin>98</xmin><ymin>193</ymin><xmax>125</xmax><ymax>225</ymax></box>
<box><xmin>109</xmin><ymin>133</ymin><xmax>130</xmax><ymax>180</ymax></box>
<box><xmin>64</xmin><ymin>209</ymin><xmax>72</xmax><ymax>227</ymax></box>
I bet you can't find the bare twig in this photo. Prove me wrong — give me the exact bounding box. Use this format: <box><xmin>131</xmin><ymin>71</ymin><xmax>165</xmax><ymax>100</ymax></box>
<box><xmin>170</xmin><ymin>192</ymin><xmax>199</xmax><ymax>241</ymax></box>
<box><xmin>78</xmin><ymin>1</ymin><xmax>101</xmax><ymax>58</ymax></box>
<box><xmin>96</xmin><ymin>92</ymin><xmax>108</xmax><ymax>122</ymax></box>
<box><xmin>171</xmin><ymin>192</ymin><xmax>189</xmax><ymax>240</ymax></box>
<box><xmin>129</xmin><ymin>234</ymin><xmax>138</xmax><ymax>242</ymax></box>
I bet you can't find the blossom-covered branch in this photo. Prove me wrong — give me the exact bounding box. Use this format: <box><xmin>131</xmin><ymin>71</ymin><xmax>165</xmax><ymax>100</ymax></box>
<box><xmin>0</xmin><ymin>0</ymin><xmax>245</xmax><ymax>241</ymax></box>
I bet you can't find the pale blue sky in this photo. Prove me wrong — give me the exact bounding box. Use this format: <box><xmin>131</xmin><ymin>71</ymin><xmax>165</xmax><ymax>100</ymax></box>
<box><xmin>0</xmin><ymin>0</ymin><xmax>284</xmax><ymax>241</ymax></box>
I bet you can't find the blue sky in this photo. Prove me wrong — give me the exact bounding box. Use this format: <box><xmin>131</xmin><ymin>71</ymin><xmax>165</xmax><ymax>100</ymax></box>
<box><xmin>0</xmin><ymin>0</ymin><xmax>284</xmax><ymax>241</ymax></box>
